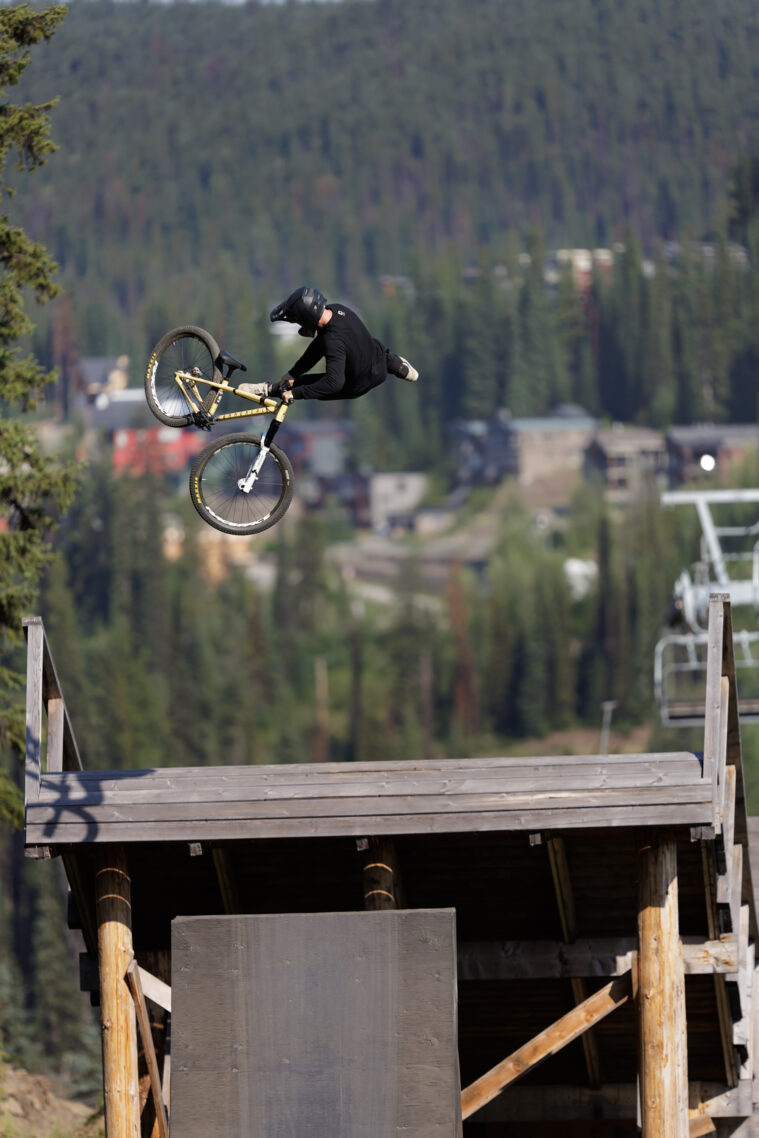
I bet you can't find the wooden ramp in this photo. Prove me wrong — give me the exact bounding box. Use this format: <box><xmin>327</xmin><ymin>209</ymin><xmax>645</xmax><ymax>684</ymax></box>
<box><xmin>22</xmin><ymin>595</ymin><xmax>759</xmax><ymax>1138</ymax></box>
<box><xmin>26</xmin><ymin>749</ymin><xmax>712</xmax><ymax>846</ymax></box>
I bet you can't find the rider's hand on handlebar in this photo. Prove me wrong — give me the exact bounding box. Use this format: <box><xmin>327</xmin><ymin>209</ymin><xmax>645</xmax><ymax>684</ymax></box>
<box><xmin>271</xmin><ymin>375</ymin><xmax>295</xmax><ymax>403</ymax></box>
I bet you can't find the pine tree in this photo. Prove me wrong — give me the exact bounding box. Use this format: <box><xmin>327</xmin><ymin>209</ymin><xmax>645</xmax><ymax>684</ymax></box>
<box><xmin>0</xmin><ymin>13</ymin><xmax>75</xmax><ymax>1078</ymax></box>
<box><xmin>460</xmin><ymin>254</ymin><xmax>501</xmax><ymax>419</ymax></box>
<box><xmin>641</xmin><ymin>248</ymin><xmax>676</xmax><ymax>426</ymax></box>
<box><xmin>0</xmin><ymin>2</ymin><xmax>73</xmax><ymax>822</ymax></box>
<box><xmin>28</xmin><ymin>861</ymin><xmax>86</xmax><ymax>1061</ymax></box>
<box><xmin>557</xmin><ymin>265</ymin><xmax>597</xmax><ymax>413</ymax></box>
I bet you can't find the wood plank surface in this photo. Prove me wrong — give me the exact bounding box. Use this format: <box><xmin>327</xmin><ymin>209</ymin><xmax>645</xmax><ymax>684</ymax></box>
<box><xmin>27</xmin><ymin>748</ymin><xmax>714</xmax><ymax>847</ymax></box>
<box><xmin>37</xmin><ymin>752</ymin><xmax>703</xmax><ymax>795</ymax></box>
<box><xmin>43</xmin><ymin>750</ymin><xmax>701</xmax><ymax>780</ymax></box>
<box><xmin>26</xmin><ymin>800</ymin><xmax>715</xmax><ymax>846</ymax></box>
<box><xmin>31</xmin><ymin>783</ymin><xmax>710</xmax><ymax>823</ymax></box>
<box><xmin>170</xmin><ymin>909</ymin><xmax>461</xmax><ymax>1138</ymax></box>
<box><xmin>36</xmin><ymin>768</ymin><xmax>705</xmax><ymax>808</ymax></box>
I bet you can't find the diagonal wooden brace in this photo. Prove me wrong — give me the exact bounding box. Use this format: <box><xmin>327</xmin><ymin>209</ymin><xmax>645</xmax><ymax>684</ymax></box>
<box><xmin>126</xmin><ymin>959</ymin><xmax>169</xmax><ymax>1138</ymax></box>
<box><xmin>460</xmin><ymin>970</ymin><xmax>633</xmax><ymax>1120</ymax></box>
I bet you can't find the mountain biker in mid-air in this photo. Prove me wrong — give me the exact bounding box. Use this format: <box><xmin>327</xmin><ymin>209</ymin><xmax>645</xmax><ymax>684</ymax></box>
<box><xmin>238</xmin><ymin>287</ymin><xmax>419</xmax><ymax>404</ymax></box>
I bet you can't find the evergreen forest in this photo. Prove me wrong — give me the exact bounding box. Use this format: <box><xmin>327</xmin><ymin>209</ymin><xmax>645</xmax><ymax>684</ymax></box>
<box><xmin>6</xmin><ymin>0</ymin><xmax>759</xmax><ymax>1101</ymax></box>
<box><xmin>9</xmin><ymin>0</ymin><xmax>759</xmax><ymax>459</ymax></box>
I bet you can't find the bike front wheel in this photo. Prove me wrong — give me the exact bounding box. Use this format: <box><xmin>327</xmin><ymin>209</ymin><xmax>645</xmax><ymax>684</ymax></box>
<box><xmin>145</xmin><ymin>325</ymin><xmax>221</xmax><ymax>427</ymax></box>
<box><xmin>189</xmin><ymin>432</ymin><xmax>295</xmax><ymax>535</ymax></box>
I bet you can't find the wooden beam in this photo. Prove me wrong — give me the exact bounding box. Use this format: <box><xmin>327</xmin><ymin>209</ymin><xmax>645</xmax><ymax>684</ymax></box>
<box><xmin>22</xmin><ymin>616</ymin><xmax>83</xmax><ymax>777</ymax></box>
<box><xmin>27</xmin><ymin>763</ymin><xmax>716</xmax><ymax>845</ymax></box>
<box><xmin>466</xmin><ymin>1080</ymin><xmax>753</xmax><ymax>1122</ymax></box>
<box><xmin>637</xmin><ymin>837</ymin><xmax>689</xmax><ymax>1138</ymax></box>
<box><xmin>460</xmin><ymin>971</ymin><xmax>632</xmax><ymax>1119</ymax></box>
<box><xmin>211</xmin><ymin>847</ymin><xmax>239</xmax><ymax>914</ymax></box>
<box><xmin>717</xmin><ymin>675</ymin><xmax>729</xmax><ymax>830</ymax></box>
<box><xmin>546</xmin><ymin>836</ymin><xmax>576</xmax><ymax>941</ymax></box>
<box><xmin>546</xmin><ymin>834</ymin><xmax>601</xmax><ymax>1087</ymax></box>
<box><xmin>688</xmin><ymin>1118</ymin><xmax>716</xmax><ymax>1137</ymax></box>
<box><xmin>734</xmin><ymin>905</ymin><xmax>753</xmax><ymax>1081</ymax></box>
<box><xmin>126</xmin><ymin>960</ymin><xmax>168</xmax><ymax>1138</ymax></box>
<box><xmin>95</xmin><ymin>846</ymin><xmax>140</xmax><ymax>1138</ymax></box>
<box><xmin>136</xmin><ymin>966</ymin><xmax>172</xmax><ymax>1015</ymax></box>
<box><xmin>64</xmin><ymin>850</ymin><xmax>98</xmax><ymax>958</ymax></box>
<box><xmin>24</xmin><ymin>617</ymin><xmax>44</xmax><ymax>808</ymax></box>
<box><xmin>702</xmin><ymin>840</ymin><xmax>739</xmax><ymax>1087</ymax></box>
<box><xmin>137</xmin><ymin>949</ymin><xmax>172</xmax><ymax>1136</ymax></box>
<box><xmin>703</xmin><ymin>596</ymin><xmax>725</xmax><ymax>816</ymax></box>
<box><xmin>361</xmin><ymin>836</ymin><xmax>398</xmax><ymax>910</ymax></box>
<box><xmin>81</xmin><ymin>957</ymin><xmax>173</xmax><ymax>1013</ymax></box>
<box><xmin>456</xmin><ymin>936</ymin><xmax>738</xmax><ymax>979</ymax></box>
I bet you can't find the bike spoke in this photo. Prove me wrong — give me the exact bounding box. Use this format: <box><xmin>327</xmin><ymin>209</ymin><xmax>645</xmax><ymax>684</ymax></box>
<box><xmin>152</xmin><ymin>335</ymin><xmax>214</xmax><ymax>419</ymax></box>
<box><xmin>200</xmin><ymin>440</ymin><xmax>285</xmax><ymax>530</ymax></box>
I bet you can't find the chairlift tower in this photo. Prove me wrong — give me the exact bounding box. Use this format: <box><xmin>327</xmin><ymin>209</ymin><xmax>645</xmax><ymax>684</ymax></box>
<box><xmin>655</xmin><ymin>488</ymin><xmax>759</xmax><ymax>724</ymax></box>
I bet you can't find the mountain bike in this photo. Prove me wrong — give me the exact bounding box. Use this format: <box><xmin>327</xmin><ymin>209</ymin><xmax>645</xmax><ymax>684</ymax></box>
<box><xmin>144</xmin><ymin>325</ymin><xmax>294</xmax><ymax>535</ymax></box>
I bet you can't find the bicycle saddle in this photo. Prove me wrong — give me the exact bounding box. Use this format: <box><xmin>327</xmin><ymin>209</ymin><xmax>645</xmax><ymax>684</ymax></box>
<box><xmin>217</xmin><ymin>349</ymin><xmax>247</xmax><ymax>374</ymax></box>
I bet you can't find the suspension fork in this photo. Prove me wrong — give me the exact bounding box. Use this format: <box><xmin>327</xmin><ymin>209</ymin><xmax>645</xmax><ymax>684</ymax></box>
<box><xmin>237</xmin><ymin>409</ymin><xmax>287</xmax><ymax>494</ymax></box>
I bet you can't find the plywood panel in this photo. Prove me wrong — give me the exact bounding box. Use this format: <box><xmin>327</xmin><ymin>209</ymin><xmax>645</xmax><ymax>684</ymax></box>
<box><xmin>170</xmin><ymin>909</ymin><xmax>461</xmax><ymax>1138</ymax></box>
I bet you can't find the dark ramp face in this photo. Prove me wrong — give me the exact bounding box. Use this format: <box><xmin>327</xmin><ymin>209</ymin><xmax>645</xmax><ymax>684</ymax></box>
<box><xmin>170</xmin><ymin>909</ymin><xmax>461</xmax><ymax>1138</ymax></box>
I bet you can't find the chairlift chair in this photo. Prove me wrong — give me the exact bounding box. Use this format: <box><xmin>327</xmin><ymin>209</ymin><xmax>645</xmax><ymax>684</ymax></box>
<box><xmin>655</xmin><ymin>489</ymin><xmax>759</xmax><ymax>725</ymax></box>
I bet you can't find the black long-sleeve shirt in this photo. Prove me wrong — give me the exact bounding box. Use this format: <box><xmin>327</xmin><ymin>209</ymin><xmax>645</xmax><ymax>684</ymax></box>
<box><xmin>288</xmin><ymin>304</ymin><xmax>389</xmax><ymax>401</ymax></box>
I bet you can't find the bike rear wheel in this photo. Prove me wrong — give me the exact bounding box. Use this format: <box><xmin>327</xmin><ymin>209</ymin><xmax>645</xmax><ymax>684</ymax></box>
<box><xmin>189</xmin><ymin>432</ymin><xmax>295</xmax><ymax>535</ymax></box>
<box><xmin>145</xmin><ymin>325</ymin><xmax>221</xmax><ymax>427</ymax></box>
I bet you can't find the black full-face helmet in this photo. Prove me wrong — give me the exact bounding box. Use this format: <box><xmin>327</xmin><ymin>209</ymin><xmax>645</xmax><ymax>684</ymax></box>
<box><xmin>269</xmin><ymin>287</ymin><xmax>327</xmax><ymax>332</ymax></box>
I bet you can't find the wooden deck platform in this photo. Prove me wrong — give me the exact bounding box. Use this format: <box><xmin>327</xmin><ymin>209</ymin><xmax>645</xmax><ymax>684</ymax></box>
<box><xmin>22</xmin><ymin>596</ymin><xmax>759</xmax><ymax>1137</ymax></box>
<box><xmin>26</xmin><ymin>750</ymin><xmax>713</xmax><ymax>847</ymax></box>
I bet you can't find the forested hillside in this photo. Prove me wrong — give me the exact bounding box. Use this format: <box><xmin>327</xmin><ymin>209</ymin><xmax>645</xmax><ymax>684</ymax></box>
<box><xmin>13</xmin><ymin>0</ymin><xmax>759</xmax><ymax>439</ymax></box>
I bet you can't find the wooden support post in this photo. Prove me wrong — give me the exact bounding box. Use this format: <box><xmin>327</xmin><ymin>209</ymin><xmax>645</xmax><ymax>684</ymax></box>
<box><xmin>546</xmin><ymin>835</ymin><xmax>602</xmax><ymax>1087</ymax></box>
<box><xmin>637</xmin><ymin>837</ymin><xmax>689</xmax><ymax>1138</ymax></box>
<box><xmin>96</xmin><ymin>846</ymin><xmax>140</xmax><ymax>1138</ymax></box>
<box><xmin>312</xmin><ymin>654</ymin><xmax>329</xmax><ymax>763</ymax></box>
<box><xmin>361</xmin><ymin>837</ymin><xmax>398</xmax><ymax>910</ymax></box>
<box><xmin>211</xmin><ymin>847</ymin><xmax>240</xmax><ymax>914</ymax></box>
<box><xmin>701</xmin><ymin>841</ymin><xmax>739</xmax><ymax>1087</ymax></box>
<box><xmin>24</xmin><ymin>617</ymin><xmax>44</xmax><ymax>809</ymax></box>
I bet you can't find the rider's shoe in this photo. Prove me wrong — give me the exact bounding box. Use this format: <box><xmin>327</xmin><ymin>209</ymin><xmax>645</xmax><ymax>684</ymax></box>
<box><xmin>238</xmin><ymin>382</ymin><xmax>271</xmax><ymax>398</ymax></box>
<box><xmin>388</xmin><ymin>354</ymin><xmax>419</xmax><ymax>382</ymax></box>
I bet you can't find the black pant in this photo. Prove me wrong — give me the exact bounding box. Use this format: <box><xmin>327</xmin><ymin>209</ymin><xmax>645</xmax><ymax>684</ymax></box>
<box><xmin>290</xmin><ymin>346</ymin><xmax>402</xmax><ymax>402</ymax></box>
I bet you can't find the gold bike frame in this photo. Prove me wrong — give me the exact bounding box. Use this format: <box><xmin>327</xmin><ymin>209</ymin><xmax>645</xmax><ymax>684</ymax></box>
<box><xmin>175</xmin><ymin>370</ymin><xmax>291</xmax><ymax>426</ymax></box>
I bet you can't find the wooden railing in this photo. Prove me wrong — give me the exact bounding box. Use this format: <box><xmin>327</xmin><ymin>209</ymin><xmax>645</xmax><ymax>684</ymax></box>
<box><xmin>23</xmin><ymin>615</ymin><xmax>83</xmax><ymax>812</ymax></box>
<box><xmin>702</xmin><ymin>595</ymin><xmax>738</xmax><ymax>837</ymax></box>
